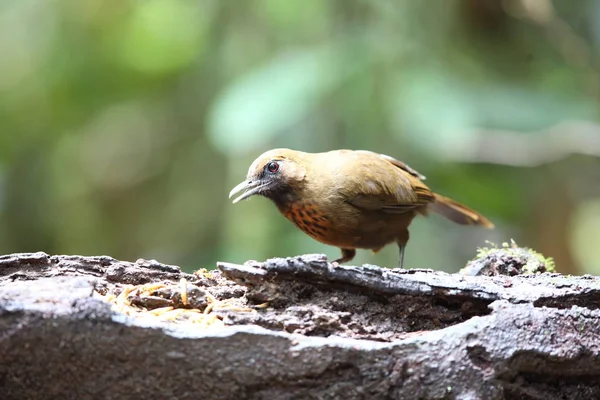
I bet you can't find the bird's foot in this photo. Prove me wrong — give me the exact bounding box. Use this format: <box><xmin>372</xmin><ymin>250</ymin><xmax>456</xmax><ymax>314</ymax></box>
<box><xmin>332</xmin><ymin>249</ymin><xmax>356</xmax><ymax>266</ymax></box>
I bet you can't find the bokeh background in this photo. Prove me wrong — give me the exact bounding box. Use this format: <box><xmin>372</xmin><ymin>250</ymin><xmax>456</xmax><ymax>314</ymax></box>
<box><xmin>1</xmin><ymin>0</ymin><xmax>600</xmax><ymax>273</ymax></box>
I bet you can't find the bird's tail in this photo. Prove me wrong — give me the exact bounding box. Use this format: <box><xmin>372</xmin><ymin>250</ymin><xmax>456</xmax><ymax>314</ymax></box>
<box><xmin>429</xmin><ymin>193</ymin><xmax>494</xmax><ymax>228</ymax></box>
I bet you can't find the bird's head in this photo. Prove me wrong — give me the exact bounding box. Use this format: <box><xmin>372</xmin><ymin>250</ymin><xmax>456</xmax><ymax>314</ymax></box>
<box><xmin>229</xmin><ymin>149</ymin><xmax>307</xmax><ymax>204</ymax></box>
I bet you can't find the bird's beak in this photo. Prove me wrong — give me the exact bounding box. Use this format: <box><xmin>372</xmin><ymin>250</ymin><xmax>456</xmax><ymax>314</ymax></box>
<box><xmin>228</xmin><ymin>179</ymin><xmax>264</xmax><ymax>203</ymax></box>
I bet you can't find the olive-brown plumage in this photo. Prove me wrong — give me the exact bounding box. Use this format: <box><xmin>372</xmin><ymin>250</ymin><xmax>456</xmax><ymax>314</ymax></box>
<box><xmin>229</xmin><ymin>149</ymin><xmax>493</xmax><ymax>268</ymax></box>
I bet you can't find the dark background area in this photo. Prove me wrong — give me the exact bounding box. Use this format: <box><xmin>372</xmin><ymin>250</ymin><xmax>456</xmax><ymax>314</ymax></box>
<box><xmin>1</xmin><ymin>0</ymin><xmax>599</xmax><ymax>273</ymax></box>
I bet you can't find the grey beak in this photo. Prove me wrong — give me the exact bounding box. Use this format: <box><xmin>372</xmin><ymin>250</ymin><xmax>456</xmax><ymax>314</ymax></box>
<box><xmin>228</xmin><ymin>180</ymin><xmax>264</xmax><ymax>203</ymax></box>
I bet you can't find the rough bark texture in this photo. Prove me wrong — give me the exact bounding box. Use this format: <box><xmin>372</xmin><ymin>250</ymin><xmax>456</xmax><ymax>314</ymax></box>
<box><xmin>1</xmin><ymin>252</ymin><xmax>600</xmax><ymax>400</ymax></box>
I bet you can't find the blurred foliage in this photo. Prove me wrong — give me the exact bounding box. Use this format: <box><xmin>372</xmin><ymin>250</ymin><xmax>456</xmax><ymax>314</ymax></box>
<box><xmin>1</xmin><ymin>0</ymin><xmax>599</xmax><ymax>273</ymax></box>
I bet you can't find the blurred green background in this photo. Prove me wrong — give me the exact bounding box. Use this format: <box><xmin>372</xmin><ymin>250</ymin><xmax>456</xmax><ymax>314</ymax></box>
<box><xmin>1</xmin><ymin>0</ymin><xmax>599</xmax><ymax>274</ymax></box>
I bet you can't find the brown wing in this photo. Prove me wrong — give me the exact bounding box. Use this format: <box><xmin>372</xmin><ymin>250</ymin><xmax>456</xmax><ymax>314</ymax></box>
<box><xmin>339</xmin><ymin>151</ymin><xmax>434</xmax><ymax>214</ymax></box>
<box><xmin>355</xmin><ymin>151</ymin><xmax>426</xmax><ymax>180</ymax></box>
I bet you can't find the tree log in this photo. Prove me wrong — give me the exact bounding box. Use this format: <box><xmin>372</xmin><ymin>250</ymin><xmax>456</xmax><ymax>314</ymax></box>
<box><xmin>1</xmin><ymin>252</ymin><xmax>600</xmax><ymax>399</ymax></box>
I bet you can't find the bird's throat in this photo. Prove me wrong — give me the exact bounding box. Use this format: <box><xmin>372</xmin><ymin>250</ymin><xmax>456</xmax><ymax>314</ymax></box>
<box><xmin>266</xmin><ymin>187</ymin><xmax>302</xmax><ymax>214</ymax></box>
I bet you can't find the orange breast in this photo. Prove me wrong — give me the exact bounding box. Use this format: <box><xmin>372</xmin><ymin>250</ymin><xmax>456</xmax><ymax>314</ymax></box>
<box><xmin>283</xmin><ymin>202</ymin><xmax>333</xmax><ymax>242</ymax></box>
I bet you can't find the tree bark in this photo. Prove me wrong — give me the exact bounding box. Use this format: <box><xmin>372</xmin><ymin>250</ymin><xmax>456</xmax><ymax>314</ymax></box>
<box><xmin>1</xmin><ymin>252</ymin><xmax>599</xmax><ymax>400</ymax></box>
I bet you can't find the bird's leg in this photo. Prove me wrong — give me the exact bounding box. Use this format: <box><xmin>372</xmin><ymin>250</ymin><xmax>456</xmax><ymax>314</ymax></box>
<box><xmin>398</xmin><ymin>244</ymin><xmax>405</xmax><ymax>269</ymax></box>
<box><xmin>396</xmin><ymin>230</ymin><xmax>409</xmax><ymax>269</ymax></box>
<box><xmin>333</xmin><ymin>248</ymin><xmax>356</xmax><ymax>265</ymax></box>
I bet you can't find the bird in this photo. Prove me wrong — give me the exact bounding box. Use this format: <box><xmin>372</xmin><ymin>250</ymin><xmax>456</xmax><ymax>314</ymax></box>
<box><xmin>229</xmin><ymin>149</ymin><xmax>493</xmax><ymax>268</ymax></box>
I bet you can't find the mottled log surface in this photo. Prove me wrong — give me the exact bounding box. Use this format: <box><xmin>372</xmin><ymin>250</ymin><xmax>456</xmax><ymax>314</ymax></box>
<box><xmin>1</xmin><ymin>252</ymin><xmax>600</xmax><ymax>400</ymax></box>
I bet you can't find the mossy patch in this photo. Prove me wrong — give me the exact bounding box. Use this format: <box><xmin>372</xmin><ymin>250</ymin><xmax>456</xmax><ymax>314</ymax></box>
<box><xmin>461</xmin><ymin>240</ymin><xmax>556</xmax><ymax>276</ymax></box>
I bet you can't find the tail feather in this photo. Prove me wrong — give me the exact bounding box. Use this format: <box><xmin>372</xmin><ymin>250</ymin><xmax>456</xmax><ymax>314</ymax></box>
<box><xmin>429</xmin><ymin>194</ymin><xmax>494</xmax><ymax>228</ymax></box>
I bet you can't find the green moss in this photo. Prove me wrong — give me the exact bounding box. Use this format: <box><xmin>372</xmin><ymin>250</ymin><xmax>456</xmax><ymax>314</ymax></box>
<box><xmin>466</xmin><ymin>239</ymin><xmax>556</xmax><ymax>276</ymax></box>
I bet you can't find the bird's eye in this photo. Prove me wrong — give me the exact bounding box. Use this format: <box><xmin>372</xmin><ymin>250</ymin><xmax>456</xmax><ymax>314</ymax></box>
<box><xmin>266</xmin><ymin>161</ymin><xmax>279</xmax><ymax>174</ymax></box>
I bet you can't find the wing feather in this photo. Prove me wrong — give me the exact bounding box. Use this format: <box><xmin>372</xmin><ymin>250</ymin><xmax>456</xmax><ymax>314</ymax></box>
<box><xmin>337</xmin><ymin>151</ymin><xmax>434</xmax><ymax>214</ymax></box>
